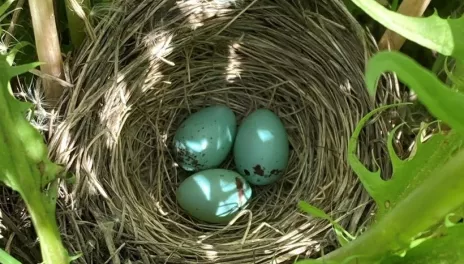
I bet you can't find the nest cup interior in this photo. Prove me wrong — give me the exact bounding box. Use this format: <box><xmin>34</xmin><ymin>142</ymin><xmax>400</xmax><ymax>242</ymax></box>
<box><xmin>50</xmin><ymin>0</ymin><xmax>394</xmax><ymax>263</ymax></box>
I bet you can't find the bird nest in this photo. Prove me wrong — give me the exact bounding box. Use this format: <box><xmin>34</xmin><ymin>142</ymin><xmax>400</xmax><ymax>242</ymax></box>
<box><xmin>44</xmin><ymin>0</ymin><xmax>398</xmax><ymax>263</ymax></box>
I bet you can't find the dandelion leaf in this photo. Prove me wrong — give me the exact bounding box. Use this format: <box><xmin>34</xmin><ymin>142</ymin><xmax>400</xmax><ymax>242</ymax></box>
<box><xmin>349</xmin><ymin>104</ymin><xmax>464</xmax><ymax>221</ymax></box>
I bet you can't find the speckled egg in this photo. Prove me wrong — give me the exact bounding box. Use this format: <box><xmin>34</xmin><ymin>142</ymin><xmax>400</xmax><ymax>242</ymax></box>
<box><xmin>234</xmin><ymin>109</ymin><xmax>289</xmax><ymax>185</ymax></box>
<box><xmin>176</xmin><ymin>169</ymin><xmax>252</xmax><ymax>224</ymax></box>
<box><xmin>173</xmin><ymin>105</ymin><xmax>237</xmax><ymax>171</ymax></box>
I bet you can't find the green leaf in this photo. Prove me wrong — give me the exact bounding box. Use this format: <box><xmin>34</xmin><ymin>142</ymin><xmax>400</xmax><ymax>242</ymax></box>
<box><xmin>380</xmin><ymin>224</ymin><xmax>464</xmax><ymax>263</ymax></box>
<box><xmin>0</xmin><ymin>0</ymin><xmax>15</xmax><ymax>18</ymax></box>
<box><xmin>365</xmin><ymin>51</ymin><xmax>464</xmax><ymax>135</ymax></box>
<box><xmin>349</xmin><ymin>101</ymin><xmax>464</xmax><ymax>220</ymax></box>
<box><xmin>391</xmin><ymin>0</ymin><xmax>399</xmax><ymax>11</ymax></box>
<box><xmin>321</xmin><ymin>145</ymin><xmax>464</xmax><ymax>263</ymax></box>
<box><xmin>0</xmin><ymin>248</ymin><xmax>21</xmax><ymax>264</ymax></box>
<box><xmin>0</xmin><ymin>54</ymin><xmax>69</xmax><ymax>263</ymax></box>
<box><xmin>69</xmin><ymin>253</ymin><xmax>82</xmax><ymax>262</ymax></box>
<box><xmin>351</xmin><ymin>0</ymin><xmax>464</xmax><ymax>58</ymax></box>
<box><xmin>451</xmin><ymin>59</ymin><xmax>464</xmax><ymax>91</ymax></box>
<box><xmin>298</xmin><ymin>201</ymin><xmax>355</xmax><ymax>246</ymax></box>
<box><xmin>6</xmin><ymin>41</ymin><xmax>33</xmax><ymax>66</ymax></box>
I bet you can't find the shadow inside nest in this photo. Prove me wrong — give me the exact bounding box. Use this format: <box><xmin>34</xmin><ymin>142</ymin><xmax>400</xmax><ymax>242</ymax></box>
<box><xmin>1</xmin><ymin>0</ymin><xmax>399</xmax><ymax>263</ymax></box>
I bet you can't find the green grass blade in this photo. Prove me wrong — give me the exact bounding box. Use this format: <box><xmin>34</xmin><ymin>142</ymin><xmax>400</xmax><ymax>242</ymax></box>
<box><xmin>298</xmin><ymin>201</ymin><xmax>355</xmax><ymax>246</ymax></box>
<box><xmin>65</xmin><ymin>0</ymin><xmax>92</xmax><ymax>48</ymax></box>
<box><xmin>0</xmin><ymin>248</ymin><xmax>21</xmax><ymax>264</ymax></box>
<box><xmin>391</xmin><ymin>0</ymin><xmax>399</xmax><ymax>11</ymax></box>
<box><xmin>0</xmin><ymin>0</ymin><xmax>14</xmax><ymax>17</ymax></box>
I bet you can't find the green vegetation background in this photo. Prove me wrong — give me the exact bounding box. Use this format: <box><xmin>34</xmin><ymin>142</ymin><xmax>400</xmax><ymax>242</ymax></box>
<box><xmin>1</xmin><ymin>0</ymin><xmax>464</xmax><ymax>263</ymax></box>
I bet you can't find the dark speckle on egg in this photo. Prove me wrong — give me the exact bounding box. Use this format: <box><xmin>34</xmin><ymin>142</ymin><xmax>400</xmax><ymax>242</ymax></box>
<box><xmin>232</xmin><ymin>108</ymin><xmax>289</xmax><ymax>185</ymax></box>
<box><xmin>253</xmin><ymin>165</ymin><xmax>265</xmax><ymax>176</ymax></box>
<box><xmin>244</xmin><ymin>169</ymin><xmax>250</xmax><ymax>176</ymax></box>
<box><xmin>175</xmin><ymin>147</ymin><xmax>202</xmax><ymax>171</ymax></box>
<box><xmin>173</xmin><ymin>105</ymin><xmax>237</xmax><ymax>172</ymax></box>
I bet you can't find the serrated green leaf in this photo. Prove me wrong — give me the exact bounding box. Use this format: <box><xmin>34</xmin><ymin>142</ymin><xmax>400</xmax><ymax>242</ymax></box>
<box><xmin>351</xmin><ymin>0</ymin><xmax>464</xmax><ymax>58</ymax></box>
<box><xmin>349</xmin><ymin>102</ymin><xmax>464</xmax><ymax>220</ymax></box>
<box><xmin>380</xmin><ymin>225</ymin><xmax>464</xmax><ymax>264</ymax></box>
<box><xmin>0</xmin><ymin>52</ymin><xmax>69</xmax><ymax>263</ymax></box>
<box><xmin>322</xmin><ymin>145</ymin><xmax>464</xmax><ymax>263</ymax></box>
<box><xmin>298</xmin><ymin>201</ymin><xmax>355</xmax><ymax>246</ymax></box>
<box><xmin>365</xmin><ymin>51</ymin><xmax>464</xmax><ymax>135</ymax></box>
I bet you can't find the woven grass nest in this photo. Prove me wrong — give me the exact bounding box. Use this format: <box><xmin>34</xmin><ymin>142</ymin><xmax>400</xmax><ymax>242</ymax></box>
<box><xmin>45</xmin><ymin>0</ymin><xmax>398</xmax><ymax>263</ymax></box>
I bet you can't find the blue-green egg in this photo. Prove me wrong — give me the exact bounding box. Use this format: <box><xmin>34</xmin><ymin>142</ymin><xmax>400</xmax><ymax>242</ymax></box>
<box><xmin>234</xmin><ymin>109</ymin><xmax>289</xmax><ymax>185</ymax></box>
<box><xmin>176</xmin><ymin>169</ymin><xmax>252</xmax><ymax>224</ymax></box>
<box><xmin>173</xmin><ymin>105</ymin><xmax>236</xmax><ymax>171</ymax></box>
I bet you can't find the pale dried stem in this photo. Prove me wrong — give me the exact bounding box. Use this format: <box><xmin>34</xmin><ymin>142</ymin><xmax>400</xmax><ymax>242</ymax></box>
<box><xmin>379</xmin><ymin>0</ymin><xmax>432</xmax><ymax>51</ymax></box>
<box><xmin>28</xmin><ymin>0</ymin><xmax>64</xmax><ymax>106</ymax></box>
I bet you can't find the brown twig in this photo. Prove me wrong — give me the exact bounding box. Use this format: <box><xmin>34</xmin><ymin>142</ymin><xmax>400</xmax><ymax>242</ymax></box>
<box><xmin>379</xmin><ymin>0</ymin><xmax>432</xmax><ymax>51</ymax></box>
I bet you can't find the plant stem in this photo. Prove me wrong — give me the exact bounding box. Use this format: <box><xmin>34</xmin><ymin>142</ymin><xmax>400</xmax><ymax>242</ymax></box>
<box><xmin>65</xmin><ymin>0</ymin><xmax>91</xmax><ymax>48</ymax></box>
<box><xmin>25</xmin><ymin>192</ymin><xmax>69</xmax><ymax>264</ymax></box>
<box><xmin>28</xmin><ymin>0</ymin><xmax>64</xmax><ymax>105</ymax></box>
<box><xmin>453</xmin><ymin>59</ymin><xmax>464</xmax><ymax>92</ymax></box>
<box><xmin>4</xmin><ymin>0</ymin><xmax>25</xmax><ymax>48</ymax></box>
<box><xmin>321</xmin><ymin>147</ymin><xmax>464</xmax><ymax>263</ymax></box>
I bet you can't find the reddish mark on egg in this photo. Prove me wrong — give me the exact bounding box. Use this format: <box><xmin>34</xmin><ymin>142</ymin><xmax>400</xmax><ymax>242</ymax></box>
<box><xmin>235</xmin><ymin>177</ymin><xmax>244</xmax><ymax>205</ymax></box>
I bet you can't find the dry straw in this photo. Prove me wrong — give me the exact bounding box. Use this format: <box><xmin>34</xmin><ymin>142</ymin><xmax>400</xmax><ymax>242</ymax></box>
<box><xmin>43</xmin><ymin>0</ymin><xmax>398</xmax><ymax>263</ymax></box>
